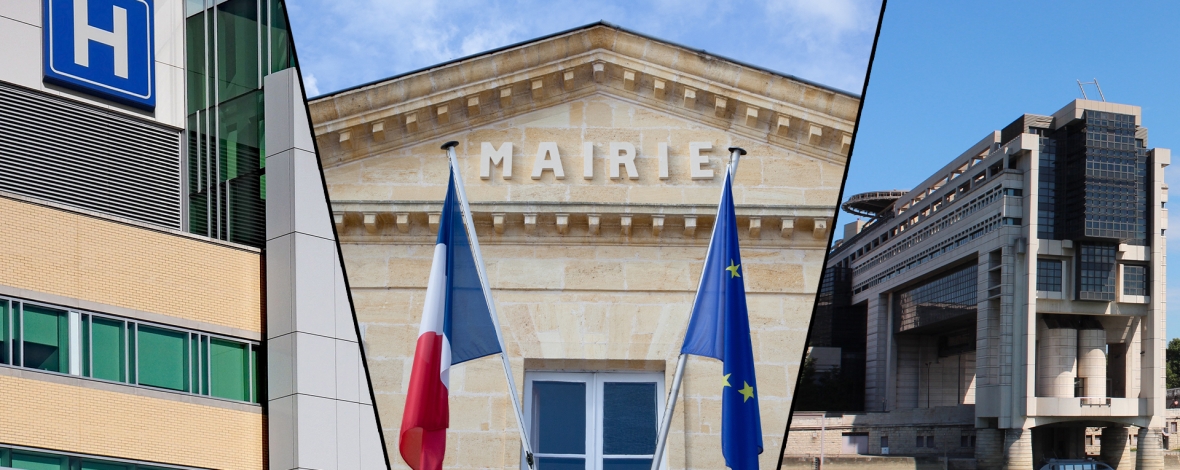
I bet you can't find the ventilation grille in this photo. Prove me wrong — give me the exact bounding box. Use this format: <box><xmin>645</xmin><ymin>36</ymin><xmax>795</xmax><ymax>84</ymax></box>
<box><xmin>0</xmin><ymin>83</ymin><xmax>181</xmax><ymax>228</ymax></box>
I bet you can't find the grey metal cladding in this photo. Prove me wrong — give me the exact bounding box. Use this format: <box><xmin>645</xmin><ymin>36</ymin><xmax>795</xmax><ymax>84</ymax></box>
<box><xmin>0</xmin><ymin>83</ymin><xmax>181</xmax><ymax>228</ymax></box>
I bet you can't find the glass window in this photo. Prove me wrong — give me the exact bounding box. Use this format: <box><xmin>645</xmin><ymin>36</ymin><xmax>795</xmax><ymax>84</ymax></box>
<box><xmin>602</xmin><ymin>382</ymin><xmax>657</xmax><ymax>467</ymax></box>
<box><xmin>269</xmin><ymin>0</ymin><xmax>293</xmax><ymax>73</ymax></box>
<box><xmin>893</xmin><ymin>263</ymin><xmax>977</xmax><ymax>332</ymax></box>
<box><xmin>210</xmin><ymin>338</ymin><xmax>249</xmax><ymax>401</ymax></box>
<box><xmin>185</xmin><ymin>11</ymin><xmax>206</xmax><ymax>113</ymax></box>
<box><xmin>21</xmin><ymin>304</ymin><xmax>69</xmax><ymax>373</ymax></box>
<box><xmin>216</xmin><ymin>0</ymin><xmax>260</xmax><ymax>103</ymax></box>
<box><xmin>1037</xmin><ymin>259</ymin><xmax>1063</xmax><ymax>292</ymax></box>
<box><xmin>926</xmin><ymin>436</ymin><xmax>935</xmax><ymax>448</ymax></box>
<box><xmin>526</xmin><ymin>372</ymin><xmax>663</xmax><ymax>470</ymax></box>
<box><xmin>10</xmin><ymin>451</ymin><xmax>68</xmax><ymax>470</ymax></box>
<box><xmin>81</xmin><ymin>460</ymin><xmax>131</xmax><ymax>470</ymax></box>
<box><xmin>533</xmin><ymin>380</ymin><xmax>587</xmax><ymax>466</ymax></box>
<box><xmin>86</xmin><ymin>317</ymin><xmax>127</xmax><ymax>382</ymax></box>
<box><xmin>136</xmin><ymin>326</ymin><xmax>190</xmax><ymax>391</ymax></box>
<box><xmin>1077</xmin><ymin>243</ymin><xmax>1117</xmax><ymax>301</ymax></box>
<box><xmin>1123</xmin><ymin>265</ymin><xmax>1147</xmax><ymax>296</ymax></box>
<box><xmin>916</xmin><ymin>436</ymin><xmax>924</xmax><ymax>448</ymax></box>
<box><xmin>0</xmin><ymin>299</ymin><xmax>9</xmax><ymax>365</ymax></box>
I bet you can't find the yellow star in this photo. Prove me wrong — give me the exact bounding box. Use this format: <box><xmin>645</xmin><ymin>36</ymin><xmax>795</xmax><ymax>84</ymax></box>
<box><xmin>738</xmin><ymin>382</ymin><xmax>755</xmax><ymax>402</ymax></box>
<box><xmin>726</xmin><ymin>260</ymin><xmax>741</xmax><ymax>278</ymax></box>
<box><xmin>722</xmin><ymin>373</ymin><xmax>732</xmax><ymax>388</ymax></box>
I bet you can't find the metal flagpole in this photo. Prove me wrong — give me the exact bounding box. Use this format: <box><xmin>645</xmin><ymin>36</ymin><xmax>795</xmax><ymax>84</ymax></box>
<box><xmin>442</xmin><ymin>141</ymin><xmax>537</xmax><ymax>469</ymax></box>
<box><xmin>649</xmin><ymin>147</ymin><xmax>745</xmax><ymax>470</ymax></box>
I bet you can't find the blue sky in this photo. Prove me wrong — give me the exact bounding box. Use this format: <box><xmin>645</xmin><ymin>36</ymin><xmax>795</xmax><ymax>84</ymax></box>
<box><xmin>842</xmin><ymin>1</ymin><xmax>1180</xmax><ymax>341</ymax></box>
<box><xmin>285</xmin><ymin>0</ymin><xmax>881</xmax><ymax>98</ymax></box>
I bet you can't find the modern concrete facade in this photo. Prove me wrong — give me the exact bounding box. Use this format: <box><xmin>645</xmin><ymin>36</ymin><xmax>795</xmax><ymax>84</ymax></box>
<box><xmin>308</xmin><ymin>22</ymin><xmax>859</xmax><ymax>470</ymax></box>
<box><xmin>788</xmin><ymin>100</ymin><xmax>1169</xmax><ymax>470</ymax></box>
<box><xmin>0</xmin><ymin>1</ymin><xmax>382</xmax><ymax>469</ymax></box>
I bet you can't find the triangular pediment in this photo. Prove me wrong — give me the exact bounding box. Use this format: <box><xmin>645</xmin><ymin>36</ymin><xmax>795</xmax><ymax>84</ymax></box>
<box><xmin>309</xmin><ymin>23</ymin><xmax>858</xmax><ymax>169</ymax></box>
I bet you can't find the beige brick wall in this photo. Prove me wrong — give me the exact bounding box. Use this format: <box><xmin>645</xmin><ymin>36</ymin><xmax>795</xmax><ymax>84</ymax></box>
<box><xmin>0</xmin><ymin>196</ymin><xmax>263</xmax><ymax>333</ymax></box>
<box><xmin>0</xmin><ymin>374</ymin><xmax>263</xmax><ymax>470</ymax></box>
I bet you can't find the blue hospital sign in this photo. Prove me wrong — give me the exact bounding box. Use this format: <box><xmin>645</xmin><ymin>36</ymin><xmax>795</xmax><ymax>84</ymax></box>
<box><xmin>43</xmin><ymin>0</ymin><xmax>155</xmax><ymax>110</ymax></box>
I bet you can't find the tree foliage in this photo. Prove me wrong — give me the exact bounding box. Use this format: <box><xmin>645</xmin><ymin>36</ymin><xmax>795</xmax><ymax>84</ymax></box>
<box><xmin>793</xmin><ymin>355</ymin><xmax>863</xmax><ymax>412</ymax></box>
<box><xmin>1167</xmin><ymin>338</ymin><xmax>1180</xmax><ymax>390</ymax></box>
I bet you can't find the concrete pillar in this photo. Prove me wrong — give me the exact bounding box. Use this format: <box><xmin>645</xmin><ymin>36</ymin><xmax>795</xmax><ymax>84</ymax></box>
<box><xmin>1077</xmin><ymin>327</ymin><xmax>1107</xmax><ymax>397</ymax></box>
<box><xmin>976</xmin><ymin>428</ymin><xmax>1004</xmax><ymax>470</ymax></box>
<box><xmin>1135</xmin><ymin>427</ymin><xmax>1164</xmax><ymax>470</ymax></box>
<box><xmin>1003</xmin><ymin>427</ymin><xmax>1032</xmax><ymax>470</ymax></box>
<box><xmin>1100</xmin><ymin>426</ymin><xmax>1132</xmax><ymax>470</ymax></box>
<box><xmin>1037</xmin><ymin>320</ymin><xmax>1077</xmax><ymax>397</ymax></box>
<box><xmin>264</xmin><ymin>68</ymin><xmax>386</xmax><ymax>470</ymax></box>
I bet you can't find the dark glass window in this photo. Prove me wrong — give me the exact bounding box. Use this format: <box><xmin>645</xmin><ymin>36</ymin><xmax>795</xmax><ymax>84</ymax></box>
<box><xmin>1057</xmin><ymin>111</ymin><xmax>1149</xmax><ymax>245</ymax></box>
<box><xmin>1037</xmin><ymin>135</ymin><xmax>1058</xmax><ymax>239</ymax></box>
<box><xmin>893</xmin><ymin>263</ymin><xmax>977</xmax><ymax>333</ymax></box>
<box><xmin>603</xmin><ymin>382</ymin><xmax>657</xmax><ymax>463</ymax></box>
<box><xmin>1123</xmin><ymin>265</ymin><xmax>1147</xmax><ymax>296</ymax></box>
<box><xmin>1077</xmin><ymin>243</ymin><xmax>1117</xmax><ymax>301</ymax></box>
<box><xmin>916</xmin><ymin>436</ymin><xmax>925</xmax><ymax>448</ymax></box>
<box><xmin>216</xmin><ymin>0</ymin><xmax>261</xmax><ymax>103</ymax></box>
<box><xmin>1037</xmin><ymin>259</ymin><xmax>1063</xmax><ymax>292</ymax></box>
<box><xmin>534</xmin><ymin>381</ymin><xmax>587</xmax><ymax>465</ymax></box>
<box><xmin>22</xmin><ymin>304</ymin><xmax>69</xmax><ymax>373</ymax></box>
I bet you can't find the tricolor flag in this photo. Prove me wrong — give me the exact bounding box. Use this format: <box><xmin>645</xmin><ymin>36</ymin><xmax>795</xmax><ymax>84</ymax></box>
<box><xmin>399</xmin><ymin>164</ymin><xmax>503</xmax><ymax>470</ymax></box>
<box><xmin>679</xmin><ymin>162</ymin><xmax>762</xmax><ymax>470</ymax></box>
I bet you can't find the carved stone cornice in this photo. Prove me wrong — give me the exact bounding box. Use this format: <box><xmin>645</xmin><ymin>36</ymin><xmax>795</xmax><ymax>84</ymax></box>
<box><xmin>309</xmin><ymin>24</ymin><xmax>856</xmax><ymax>168</ymax></box>
<box><xmin>331</xmin><ymin>200</ymin><xmax>832</xmax><ymax>246</ymax></box>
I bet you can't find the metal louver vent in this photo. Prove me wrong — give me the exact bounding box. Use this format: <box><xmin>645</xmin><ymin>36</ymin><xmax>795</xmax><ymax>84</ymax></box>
<box><xmin>0</xmin><ymin>83</ymin><xmax>181</xmax><ymax>228</ymax></box>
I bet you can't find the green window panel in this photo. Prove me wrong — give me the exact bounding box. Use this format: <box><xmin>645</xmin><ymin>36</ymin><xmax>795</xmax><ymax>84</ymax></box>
<box><xmin>137</xmin><ymin>326</ymin><xmax>190</xmax><ymax>392</ymax></box>
<box><xmin>88</xmin><ymin>317</ymin><xmax>127</xmax><ymax>382</ymax></box>
<box><xmin>250</xmin><ymin>345</ymin><xmax>261</xmax><ymax>403</ymax></box>
<box><xmin>270</xmin><ymin>0</ymin><xmax>293</xmax><ymax>73</ymax></box>
<box><xmin>185</xmin><ymin>12</ymin><xmax>206</xmax><ymax>113</ymax></box>
<box><xmin>216</xmin><ymin>0</ymin><xmax>260</xmax><ymax>104</ymax></box>
<box><xmin>210</xmin><ymin>338</ymin><xmax>249</xmax><ymax>401</ymax></box>
<box><xmin>10</xmin><ymin>451</ymin><xmax>67</xmax><ymax>470</ymax></box>
<box><xmin>0</xmin><ymin>299</ymin><xmax>9</xmax><ymax>365</ymax></box>
<box><xmin>21</xmin><ymin>304</ymin><xmax>69</xmax><ymax>373</ymax></box>
<box><xmin>81</xmin><ymin>460</ymin><xmax>131</xmax><ymax>470</ymax></box>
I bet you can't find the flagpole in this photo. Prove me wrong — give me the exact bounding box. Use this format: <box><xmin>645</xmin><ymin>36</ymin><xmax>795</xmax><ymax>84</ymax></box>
<box><xmin>442</xmin><ymin>141</ymin><xmax>537</xmax><ymax>469</ymax></box>
<box><xmin>649</xmin><ymin>147</ymin><xmax>745</xmax><ymax>470</ymax></box>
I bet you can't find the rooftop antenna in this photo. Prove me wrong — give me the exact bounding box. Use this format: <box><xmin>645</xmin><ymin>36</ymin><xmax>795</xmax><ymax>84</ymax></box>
<box><xmin>1077</xmin><ymin>79</ymin><xmax>1106</xmax><ymax>102</ymax></box>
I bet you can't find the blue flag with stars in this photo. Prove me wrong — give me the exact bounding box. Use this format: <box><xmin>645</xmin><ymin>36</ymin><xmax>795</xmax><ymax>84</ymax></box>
<box><xmin>680</xmin><ymin>167</ymin><xmax>762</xmax><ymax>470</ymax></box>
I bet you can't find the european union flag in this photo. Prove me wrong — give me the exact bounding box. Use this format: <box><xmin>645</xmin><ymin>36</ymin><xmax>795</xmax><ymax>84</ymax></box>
<box><xmin>680</xmin><ymin>166</ymin><xmax>762</xmax><ymax>469</ymax></box>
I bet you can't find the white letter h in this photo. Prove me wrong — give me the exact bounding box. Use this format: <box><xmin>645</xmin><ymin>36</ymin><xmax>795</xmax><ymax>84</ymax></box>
<box><xmin>73</xmin><ymin>0</ymin><xmax>129</xmax><ymax>78</ymax></box>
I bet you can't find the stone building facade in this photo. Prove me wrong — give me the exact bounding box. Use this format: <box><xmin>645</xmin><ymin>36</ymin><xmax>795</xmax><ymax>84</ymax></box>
<box><xmin>308</xmin><ymin>22</ymin><xmax>858</xmax><ymax>469</ymax></box>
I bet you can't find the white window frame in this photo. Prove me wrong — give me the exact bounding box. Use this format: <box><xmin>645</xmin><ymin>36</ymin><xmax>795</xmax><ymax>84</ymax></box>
<box><xmin>523</xmin><ymin>370</ymin><xmax>666</xmax><ymax>470</ymax></box>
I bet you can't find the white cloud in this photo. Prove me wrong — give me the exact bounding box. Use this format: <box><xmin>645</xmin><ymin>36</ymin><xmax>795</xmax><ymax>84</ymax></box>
<box><xmin>303</xmin><ymin>73</ymin><xmax>320</xmax><ymax>97</ymax></box>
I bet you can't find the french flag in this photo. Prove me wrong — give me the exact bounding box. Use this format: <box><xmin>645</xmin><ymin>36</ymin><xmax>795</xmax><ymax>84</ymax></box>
<box><xmin>400</xmin><ymin>165</ymin><xmax>503</xmax><ymax>469</ymax></box>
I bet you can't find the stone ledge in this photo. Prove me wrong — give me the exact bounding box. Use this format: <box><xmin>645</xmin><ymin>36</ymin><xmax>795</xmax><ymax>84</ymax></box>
<box><xmin>331</xmin><ymin>201</ymin><xmax>833</xmax><ymax>243</ymax></box>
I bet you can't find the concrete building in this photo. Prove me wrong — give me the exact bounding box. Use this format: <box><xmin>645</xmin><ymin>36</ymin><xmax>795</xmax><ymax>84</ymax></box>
<box><xmin>0</xmin><ymin>1</ymin><xmax>382</xmax><ymax>469</ymax></box>
<box><xmin>787</xmin><ymin>100</ymin><xmax>1170</xmax><ymax>470</ymax></box>
<box><xmin>307</xmin><ymin>22</ymin><xmax>858</xmax><ymax>469</ymax></box>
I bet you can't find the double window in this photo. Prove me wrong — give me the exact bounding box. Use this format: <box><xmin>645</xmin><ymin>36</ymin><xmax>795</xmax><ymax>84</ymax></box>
<box><xmin>524</xmin><ymin>371</ymin><xmax>665</xmax><ymax>470</ymax></box>
<box><xmin>0</xmin><ymin>296</ymin><xmax>260</xmax><ymax>403</ymax></box>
